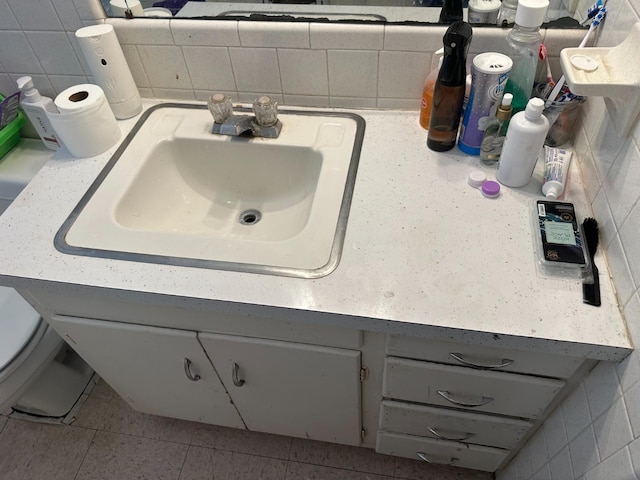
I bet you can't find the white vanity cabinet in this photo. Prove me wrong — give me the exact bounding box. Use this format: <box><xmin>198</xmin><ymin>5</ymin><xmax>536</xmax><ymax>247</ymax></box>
<box><xmin>200</xmin><ymin>333</ymin><xmax>362</xmax><ymax>445</ymax></box>
<box><xmin>49</xmin><ymin>315</ymin><xmax>245</xmax><ymax>428</ymax></box>
<box><xmin>35</xmin><ymin>292</ymin><xmax>597</xmax><ymax>474</ymax></box>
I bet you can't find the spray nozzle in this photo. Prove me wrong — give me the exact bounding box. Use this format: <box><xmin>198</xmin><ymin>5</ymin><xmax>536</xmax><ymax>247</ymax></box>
<box><xmin>442</xmin><ymin>21</ymin><xmax>473</xmax><ymax>58</ymax></box>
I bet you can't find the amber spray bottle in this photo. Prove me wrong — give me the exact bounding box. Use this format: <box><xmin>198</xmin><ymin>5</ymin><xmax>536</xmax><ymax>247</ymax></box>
<box><xmin>427</xmin><ymin>21</ymin><xmax>473</xmax><ymax>152</ymax></box>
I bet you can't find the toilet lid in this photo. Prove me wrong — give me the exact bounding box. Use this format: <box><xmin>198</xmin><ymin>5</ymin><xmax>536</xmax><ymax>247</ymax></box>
<box><xmin>0</xmin><ymin>286</ymin><xmax>41</xmax><ymax>371</ymax></box>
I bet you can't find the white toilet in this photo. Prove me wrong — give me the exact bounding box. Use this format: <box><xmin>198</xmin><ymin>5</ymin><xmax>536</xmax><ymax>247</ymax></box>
<box><xmin>0</xmin><ymin>140</ymin><xmax>95</xmax><ymax>420</ymax></box>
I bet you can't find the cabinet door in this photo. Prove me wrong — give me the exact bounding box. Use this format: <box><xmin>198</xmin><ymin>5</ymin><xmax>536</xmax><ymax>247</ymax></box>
<box><xmin>199</xmin><ymin>333</ymin><xmax>362</xmax><ymax>445</ymax></box>
<box><xmin>50</xmin><ymin>315</ymin><xmax>244</xmax><ymax>428</ymax></box>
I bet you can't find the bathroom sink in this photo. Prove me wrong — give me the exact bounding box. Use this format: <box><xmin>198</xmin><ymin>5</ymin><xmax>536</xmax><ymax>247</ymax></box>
<box><xmin>55</xmin><ymin>103</ymin><xmax>365</xmax><ymax>278</ymax></box>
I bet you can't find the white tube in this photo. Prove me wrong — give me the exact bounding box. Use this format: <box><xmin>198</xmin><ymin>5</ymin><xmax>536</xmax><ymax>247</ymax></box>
<box><xmin>542</xmin><ymin>146</ymin><xmax>573</xmax><ymax>199</ymax></box>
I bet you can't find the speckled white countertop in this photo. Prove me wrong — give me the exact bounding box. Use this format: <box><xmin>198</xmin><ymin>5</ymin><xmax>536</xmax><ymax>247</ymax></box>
<box><xmin>0</xmin><ymin>101</ymin><xmax>632</xmax><ymax>361</ymax></box>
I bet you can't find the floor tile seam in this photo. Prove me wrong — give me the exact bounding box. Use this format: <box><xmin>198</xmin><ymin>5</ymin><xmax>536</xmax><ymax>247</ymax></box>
<box><xmin>283</xmin><ymin>458</ymin><xmax>292</xmax><ymax>480</ymax></box>
<box><xmin>287</xmin><ymin>456</ymin><xmax>396</xmax><ymax>477</ymax></box>
<box><xmin>98</xmin><ymin>427</ymin><xmax>195</xmax><ymax>447</ymax></box>
<box><xmin>190</xmin><ymin>443</ymin><xmax>292</xmax><ymax>462</ymax></box>
<box><xmin>175</xmin><ymin>442</ymin><xmax>192</xmax><ymax>480</ymax></box>
<box><xmin>72</xmin><ymin>428</ymin><xmax>98</xmax><ymax>480</ymax></box>
<box><xmin>286</xmin><ymin>459</ymin><xmax>395</xmax><ymax>479</ymax></box>
<box><xmin>70</xmin><ymin>420</ymin><xmax>101</xmax><ymax>431</ymax></box>
<box><xmin>286</xmin><ymin>435</ymin><xmax>294</xmax><ymax>461</ymax></box>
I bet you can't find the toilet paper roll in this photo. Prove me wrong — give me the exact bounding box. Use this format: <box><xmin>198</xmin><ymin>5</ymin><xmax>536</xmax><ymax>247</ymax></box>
<box><xmin>47</xmin><ymin>84</ymin><xmax>121</xmax><ymax>158</ymax></box>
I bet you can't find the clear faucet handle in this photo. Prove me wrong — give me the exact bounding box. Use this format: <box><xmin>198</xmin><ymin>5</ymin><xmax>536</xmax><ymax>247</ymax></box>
<box><xmin>253</xmin><ymin>95</ymin><xmax>278</xmax><ymax>127</ymax></box>
<box><xmin>208</xmin><ymin>94</ymin><xmax>233</xmax><ymax>124</ymax></box>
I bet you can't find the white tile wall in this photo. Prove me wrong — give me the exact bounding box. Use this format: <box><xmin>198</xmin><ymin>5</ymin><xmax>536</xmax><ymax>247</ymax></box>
<box><xmin>2</xmin><ymin>2</ymin><xmax>640</xmax><ymax>480</ymax></box>
<box><xmin>239</xmin><ymin>21</ymin><xmax>309</xmax><ymax>48</ymax></box>
<box><xmin>0</xmin><ymin>0</ymin><xmax>580</xmax><ymax>109</ymax></box>
<box><xmin>278</xmin><ymin>49</ymin><xmax>329</xmax><ymax>96</ymax></box>
<box><xmin>497</xmin><ymin>1</ymin><xmax>640</xmax><ymax>479</ymax></box>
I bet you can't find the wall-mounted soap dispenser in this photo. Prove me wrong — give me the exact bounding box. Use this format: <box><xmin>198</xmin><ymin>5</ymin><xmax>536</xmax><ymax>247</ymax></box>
<box><xmin>559</xmin><ymin>22</ymin><xmax>640</xmax><ymax>137</ymax></box>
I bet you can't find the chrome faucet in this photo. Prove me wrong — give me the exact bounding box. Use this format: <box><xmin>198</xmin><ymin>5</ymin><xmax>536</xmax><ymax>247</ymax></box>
<box><xmin>207</xmin><ymin>94</ymin><xmax>282</xmax><ymax>138</ymax></box>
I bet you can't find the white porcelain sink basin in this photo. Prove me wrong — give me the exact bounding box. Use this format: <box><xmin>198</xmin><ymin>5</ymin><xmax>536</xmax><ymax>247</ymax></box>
<box><xmin>56</xmin><ymin>104</ymin><xmax>365</xmax><ymax>278</ymax></box>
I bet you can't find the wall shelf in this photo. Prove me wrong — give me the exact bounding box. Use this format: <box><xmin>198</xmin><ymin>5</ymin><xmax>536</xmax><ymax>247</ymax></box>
<box><xmin>560</xmin><ymin>22</ymin><xmax>640</xmax><ymax>137</ymax></box>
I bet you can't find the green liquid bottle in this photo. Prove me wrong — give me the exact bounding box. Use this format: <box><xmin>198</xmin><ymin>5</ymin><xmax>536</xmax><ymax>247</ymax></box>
<box><xmin>502</xmin><ymin>0</ymin><xmax>548</xmax><ymax>116</ymax></box>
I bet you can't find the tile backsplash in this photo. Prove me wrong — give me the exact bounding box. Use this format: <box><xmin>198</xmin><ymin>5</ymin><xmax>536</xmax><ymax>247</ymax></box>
<box><xmin>0</xmin><ymin>0</ymin><xmax>583</xmax><ymax>110</ymax></box>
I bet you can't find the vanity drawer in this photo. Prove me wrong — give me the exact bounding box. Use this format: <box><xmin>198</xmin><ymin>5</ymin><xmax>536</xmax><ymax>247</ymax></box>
<box><xmin>383</xmin><ymin>357</ymin><xmax>564</xmax><ymax>419</ymax></box>
<box><xmin>379</xmin><ymin>400</ymin><xmax>532</xmax><ymax>449</ymax></box>
<box><xmin>386</xmin><ymin>334</ymin><xmax>583</xmax><ymax>379</ymax></box>
<box><xmin>376</xmin><ymin>431</ymin><xmax>509</xmax><ymax>472</ymax></box>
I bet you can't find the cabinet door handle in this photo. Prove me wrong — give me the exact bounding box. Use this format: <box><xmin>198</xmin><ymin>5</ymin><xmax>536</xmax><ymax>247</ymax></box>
<box><xmin>449</xmin><ymin>352</ymin><xmax>514</xmax><ymax>370</ymax></box>
<box><xmin>232</xmin><ymin>362</ymin><xmax>245</xmax><ymax>387</ymax></box>
<box><xmin>184</xmin><ymin>358</ymin><xmax>201</xmax><ymax>381</ymax></box>
<box><xmin>416</xmin><ymin>452</ymin><xmax>459</xmax><ymax>465</ymax></box>
<box><xmin>427</xmin><ymin>427</ymin><xmax>474</xmax><ymax>442</ymax></box>
<box><xmin>437</xmin><ymin>390</ymin><xmax>494</xmax><ymax>408</ymax></box>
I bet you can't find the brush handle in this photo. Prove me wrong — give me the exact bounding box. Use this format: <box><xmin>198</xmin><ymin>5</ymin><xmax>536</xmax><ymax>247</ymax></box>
<box><xmin>583</xmin><ymin>262</ymin><xmax>601</xmax><ymax>307</ymax></box>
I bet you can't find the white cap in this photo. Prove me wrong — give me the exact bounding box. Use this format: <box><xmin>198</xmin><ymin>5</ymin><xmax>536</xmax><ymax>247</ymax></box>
<box><xmin>515</xmin><ymin>0</ymin><xmax>549</xmax><ymax>27</ymax></box>
<box><xmin>524</xmin><ymin>97</ymin><xmax>545</xmax><ymax>120</ymax></box>
<box><xmin>16</xmin><ymin>76</ymin><xmax>42</xmax><ymax>103</ymax></box>
<box><xmin>468</xmin><ymin>170</ymin><xmax>487</xmax><ymax>188</ymax></box>
<box><xmin>469</xmin><ymin>0</ymin><xmax>501</xmax><ymax>13</ymax></box>
<box><xmin>502</xmin><ymin>93</ymin><xmax>513</xmax><ymax>107</ymax></box>
<box><xmin>544</xmin><ymin>184</ymin><xmax>561</xmax><ymax>199</ymax></box>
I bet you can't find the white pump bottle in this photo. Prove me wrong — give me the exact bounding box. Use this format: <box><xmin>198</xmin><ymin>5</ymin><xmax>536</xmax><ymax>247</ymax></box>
<box><xmin>16</xmin><ymin>76</ymin><xmax>60</xmax><ymax>151</ymax></box>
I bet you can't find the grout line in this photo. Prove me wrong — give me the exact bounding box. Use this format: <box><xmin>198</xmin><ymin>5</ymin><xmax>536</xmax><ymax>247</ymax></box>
<box><xmin>287</xmin><ymin>435</ymin><xmax>294</xmax><ymax>460</ymax></box>
<box><xmin>72</xmin><ymin>427</ymin><xmax>98</xmax><ymax>480</ymax></box>
<box><xmin>0</xmin><ymin>415</ymin><xmax>8</xmax><ymax>435</ymax></box>
<box><xmin>283</xmin><ymin>458</ymin><xmax>291</xmax><ymax>480</ymax></box>
<box><xmin>175</xmin><ymin>443</ymin><xmax>191</xmax><ymax>480</ymax></box>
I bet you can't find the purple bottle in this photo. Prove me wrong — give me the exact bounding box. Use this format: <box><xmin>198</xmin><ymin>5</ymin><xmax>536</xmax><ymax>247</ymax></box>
<box><xmin>458</xmin><ymin>52</ymin><xmax>512</xmax><ymax>156</ymax></box>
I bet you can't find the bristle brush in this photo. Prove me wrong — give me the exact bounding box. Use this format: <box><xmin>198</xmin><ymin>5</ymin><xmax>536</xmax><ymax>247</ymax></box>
<box><xmin>582</xmin><ymin>217</ymin><xmax>601</xmax><ymax>306</ymax></box>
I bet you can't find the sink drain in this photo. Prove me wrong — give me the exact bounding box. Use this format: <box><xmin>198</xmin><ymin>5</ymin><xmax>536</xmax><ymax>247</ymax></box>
<box><xmin>239</xmin><ymin>209</ymin><xmax>262</xmax><ymax>226</ymax></box>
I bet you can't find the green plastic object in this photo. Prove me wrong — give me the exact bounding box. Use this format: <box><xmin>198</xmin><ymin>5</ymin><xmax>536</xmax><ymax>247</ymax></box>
<box><xmin>0</xmin><ymin>94</ymin><xmax>25</xmax><ymax>160</ymax></box>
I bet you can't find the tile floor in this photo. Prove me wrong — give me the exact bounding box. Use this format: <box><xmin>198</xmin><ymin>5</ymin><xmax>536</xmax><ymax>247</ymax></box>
<box><xmin>0</xmin><ymin>380</ymin><xmax>493</xmax><ymax>480</ymax></box>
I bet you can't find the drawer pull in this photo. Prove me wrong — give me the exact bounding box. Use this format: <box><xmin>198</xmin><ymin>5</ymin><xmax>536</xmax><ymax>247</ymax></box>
<box><xmin>416</xmin><ymin>452</ymin><xmax>459</xmax><ymax>465</ymax></box>
<box><xmin>449</xmin><ymin>352</ymin><xmax>514</xmax><ymax>370</ymax></box>
<box><xmin>232</xmin><ymin>362</ymin><xmax>245</xmax><ymax>387</ymax></box>
<box><xmin>427</xmin><ymin>427</ymin><xmax>474</xmax><ymax>442</ymax></box>
<box><xmin>183</xmin><ymin>358</ymin><xmax>201</xmax><ymax>382</ymax></box>
<box><xmin>437</xmin><ymin>390</ymin><xmax>494</xmax><ymax>408</ymax></box>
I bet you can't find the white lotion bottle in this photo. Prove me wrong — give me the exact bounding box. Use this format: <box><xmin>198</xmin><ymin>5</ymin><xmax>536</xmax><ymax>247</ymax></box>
<box><xmin>496</xmin><ymin>97</ymin><xmax>549</xmax><ymax>187</ymax></box>
<box><xmin>16</xmin><ymin>76</ymin><xmax>60</xmax><ymax>151</ymax></box>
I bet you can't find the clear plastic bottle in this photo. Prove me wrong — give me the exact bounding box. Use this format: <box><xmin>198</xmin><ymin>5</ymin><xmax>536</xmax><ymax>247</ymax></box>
<box><xmin>496</xmin><ymin>97</ymin><xmax>550</xmax><ymax>187</ymax></box>
<box><xmin>479</xmin><ymin>93</ymin><xmax>513</xmax><ymax>164</ymax></box>
<box><xmin>419</xmin><ymin>49</ymin><xmax>444</xmax><ymax>130</ymax></box>
<box><xmin>502</xmin><ymin>0</ymin><xmax>549</xmax><ymax>115</ymax></box>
